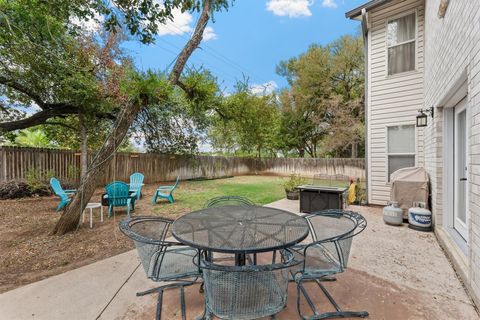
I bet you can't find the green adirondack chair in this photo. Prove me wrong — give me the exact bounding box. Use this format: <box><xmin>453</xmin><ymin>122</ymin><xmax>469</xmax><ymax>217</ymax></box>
<box><xmin>152</xmin><ymin>176</ymin><xmax>180</xmax><ymax>204</ymax></box>
<box><xmin>105</xmin><ymin>181</ymin><xmax>135</xmax><ymax>217</ymax></box>
<box><xmin>129</xmin><ymin>172</ymin><xmax>144</xmax><ymax>200</ymax></box>
<box><xmin>50</xmin><ymin>177</ymin><xmax>76</xmax><ymax>212</ymax></box>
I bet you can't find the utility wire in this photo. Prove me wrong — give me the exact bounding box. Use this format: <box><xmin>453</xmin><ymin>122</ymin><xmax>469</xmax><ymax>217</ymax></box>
<box><xmin>162</xmin><ymin>23</ymin><xmax>270</xmax><ymax>85</ymax></box>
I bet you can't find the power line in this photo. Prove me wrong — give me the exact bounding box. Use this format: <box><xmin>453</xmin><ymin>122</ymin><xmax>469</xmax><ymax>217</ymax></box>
<box><xmin>157</xmin><ymin>37</ymin><xmax>240</xmax><ymax>84</ymax></box>
<box><xmin>162</xmin><ymin>23</ymin><xmax>270</xmax><ymax>86</ymax></box>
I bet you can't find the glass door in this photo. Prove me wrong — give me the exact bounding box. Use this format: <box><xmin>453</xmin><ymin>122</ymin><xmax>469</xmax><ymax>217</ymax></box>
<box><xmin>454</xmin><ymin>99</ymin><xmax>468</xmax><ymax>240</ymax></box>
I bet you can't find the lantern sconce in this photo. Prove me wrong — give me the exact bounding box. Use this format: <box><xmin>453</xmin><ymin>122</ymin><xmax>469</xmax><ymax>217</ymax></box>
<box><xmin>416</xmin><ymin>107</ymin><xmax>434</xmax><ymax>127</ymax></box>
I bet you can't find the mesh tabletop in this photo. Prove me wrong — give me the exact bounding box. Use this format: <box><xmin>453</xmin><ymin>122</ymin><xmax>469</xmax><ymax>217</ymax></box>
<box><xmin>172</xmin><ymin>206</ymin><xmax>310</xmax><ymax>254</ymax></box>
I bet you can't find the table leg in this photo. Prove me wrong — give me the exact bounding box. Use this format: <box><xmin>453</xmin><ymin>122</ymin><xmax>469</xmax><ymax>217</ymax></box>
<box><xmin>82</xmin><ymin>210</ymin><xmax>85</xmax><ymax>223</ymax></box>
<box><xmin>90</xmin><ymin>208</ymin><xmax>93</xmax><ymax>228</ymax></box>
<box><xmin>235</xmin><ymin>253</ymin><xmax>246</xmax><ymax>266</ymax></box>
<box><xmin>100</xmin><ymin>206</ymin><xmax>104</xmax><ymax>222</ymax></box>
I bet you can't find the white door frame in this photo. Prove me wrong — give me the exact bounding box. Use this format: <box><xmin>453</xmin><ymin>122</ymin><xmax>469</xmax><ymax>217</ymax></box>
<box><xmin>453</xmin><ymin>99</ymin><xmax>468</xmax><ymax>240</ymax></box>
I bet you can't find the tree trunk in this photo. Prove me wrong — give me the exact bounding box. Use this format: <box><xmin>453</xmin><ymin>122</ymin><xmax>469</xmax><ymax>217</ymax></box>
<box><xmin>351</xmin><ymin>141</ymin><xmax>358</xmax><ymax>158</ymax></box>
<box><xmin>299</xmin><ymin>148</ymin><xmax>305</xmax><ymax>158</ymax></box>
<box><xmin>51</xmin><ymin>0</ymin><xmax>213</xmax><ymax>235</ymax></box>
<box><xmin>79</xmin><ymin>113</ymin><xmax>88</xmax><ymax>179</ymax></box>
<box><xmin>51</xmin><ymin>101</ymin><xmax>140</xmax><ymax>235</ymax></box>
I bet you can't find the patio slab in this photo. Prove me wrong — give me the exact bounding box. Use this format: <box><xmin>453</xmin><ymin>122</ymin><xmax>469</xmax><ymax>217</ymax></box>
<box><xmin>0</xmin><ymin>199</ymin><xmax>478</xmax><ymax>319</ymax></box>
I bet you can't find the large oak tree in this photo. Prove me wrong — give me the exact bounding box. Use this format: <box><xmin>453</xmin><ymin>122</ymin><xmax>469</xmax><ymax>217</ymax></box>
<box><xmin>1</xmin><ymin>0</ymin><xmax>231</xmax><ymax>234</ymax></box>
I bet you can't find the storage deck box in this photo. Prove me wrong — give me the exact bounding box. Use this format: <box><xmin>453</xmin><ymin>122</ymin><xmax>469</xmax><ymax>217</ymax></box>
<box><xmin>297</xmin><ymin>185</ymin><xmax>347</xmax><ymax>213</ymax></box>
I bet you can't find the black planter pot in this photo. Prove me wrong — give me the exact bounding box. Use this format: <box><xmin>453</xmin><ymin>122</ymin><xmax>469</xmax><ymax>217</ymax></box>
<box><xmin>286</xmin><ymin>189</ymin><xmax>299</xmax><ymax>200</ymax></box>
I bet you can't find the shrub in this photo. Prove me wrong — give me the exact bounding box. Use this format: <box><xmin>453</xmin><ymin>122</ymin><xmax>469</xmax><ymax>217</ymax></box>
<box><xmin>283</xmin><ymin>174</ymin><xmax>306</xmax><ymax>192</ymax></box>
<box><xmin>25</xmin><ymin>168</ymin><xmax>54</xmax><ymax>192</ymax></box>
<box><xmin>0</xmin><ymin>180</ymin><xmax>52</xmax><ymax>200</ymax></box>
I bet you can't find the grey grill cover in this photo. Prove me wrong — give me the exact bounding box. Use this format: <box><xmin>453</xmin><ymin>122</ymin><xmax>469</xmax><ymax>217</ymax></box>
<box><xmin>390</xmin><ymin>167</ymin><xmax>429</xmax><ymax>218</ymax></box>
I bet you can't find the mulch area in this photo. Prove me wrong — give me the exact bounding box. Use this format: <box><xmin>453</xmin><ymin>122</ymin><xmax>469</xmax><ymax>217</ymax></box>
<box><xmin>0</xmin><ymin>185</ymin><xmax>167</xmax><ymax>294</ymax></box>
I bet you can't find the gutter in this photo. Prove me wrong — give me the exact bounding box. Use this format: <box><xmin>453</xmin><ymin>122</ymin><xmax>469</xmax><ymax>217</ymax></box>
<box><xmin>361</xmin><ymin>8</ymin><xmax>370</xmax><ymax>204</ymax></box>
<box><xmin>345</xmin><ymin>0</ymin><xmax>394</xmax><ymax>19</ymax></box>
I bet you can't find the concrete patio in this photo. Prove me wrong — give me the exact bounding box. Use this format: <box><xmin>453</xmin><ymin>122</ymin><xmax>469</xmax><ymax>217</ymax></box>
<box><xmin>0</xmin><ymin>199</ymin><xmax>478</xmax><ymax>320</ymax></box>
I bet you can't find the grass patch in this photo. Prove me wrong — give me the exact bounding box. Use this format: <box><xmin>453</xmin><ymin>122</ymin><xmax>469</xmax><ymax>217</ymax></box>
<box><xmin>151</xmin><ymin>175</ymin><xmax>350</xmax><ymax>219</ymax></box>
<box><xmin>152</xmin><ymin>175</ymin><xmax>286</xmax><ymax>218</ymax></box>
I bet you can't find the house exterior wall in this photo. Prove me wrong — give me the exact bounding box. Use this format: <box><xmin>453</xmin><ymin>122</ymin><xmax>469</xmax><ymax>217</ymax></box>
<box><xmin>359</xmin><ymin>0</ymin><xmax>480</xmax><ymax>307</ymax></box>
<box><xmin>423</xmin><ymin>0</ymin><xmax>480</xmax><ymax>307</ymax></box>
<box><xmin>366</xmin><ymin>0</ymin><xmax>425</xmax><ymax>205</ymax></box>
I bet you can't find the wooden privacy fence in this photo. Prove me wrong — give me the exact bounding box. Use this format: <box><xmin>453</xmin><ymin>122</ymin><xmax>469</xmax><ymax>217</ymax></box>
<box><xmin>0</xmin><ymin>146</ymin><xmax>365</xmax><ymax>185</ymax></box>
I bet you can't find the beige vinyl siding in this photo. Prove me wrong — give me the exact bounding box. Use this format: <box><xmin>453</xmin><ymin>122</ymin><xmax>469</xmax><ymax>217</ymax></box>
<box><xmin>367</xmin><ymin>0</ymin><xmax>425</xmax><ymax>205</ymax></box>
<box><xmin>422</xmin><ymin>0</ymin><xmax>480</xmax><ymax>306</ymax></box>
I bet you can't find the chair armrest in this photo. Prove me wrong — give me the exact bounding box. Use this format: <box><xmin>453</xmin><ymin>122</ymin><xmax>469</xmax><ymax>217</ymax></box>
<box><xmin>56</xmin><ymin>192</ymin><xmax>69</xmax><ymax>197</ymax></box>
<box><xmin>156</xmin><ymin>186</ymin><xmax>174</xmax><ymax>190</ymax></box>
<box><xmin>105</xmin><ymin>195</ymin><xmax>131</xmax><ymax>200</ymax></box>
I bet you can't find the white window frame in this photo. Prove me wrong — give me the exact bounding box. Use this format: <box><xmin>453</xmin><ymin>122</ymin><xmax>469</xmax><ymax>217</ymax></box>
<box><xmin>385</xmin><ymin>10</ymin><xmax>418</xmax><ymax>77</ymax></box>
<box><xmin>385</xmin><ymin>124</ymin><xmax>417</xmax><ymax>183</ymax></box>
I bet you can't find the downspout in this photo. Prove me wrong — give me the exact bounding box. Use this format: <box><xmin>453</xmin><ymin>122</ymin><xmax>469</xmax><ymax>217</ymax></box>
<box><xmin>361</xmin><ymin>8</ymin><xmax>369</xmax><ymax>204</ymax></box>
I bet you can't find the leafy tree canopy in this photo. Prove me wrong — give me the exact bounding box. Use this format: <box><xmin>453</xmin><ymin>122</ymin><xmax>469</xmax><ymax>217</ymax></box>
<box><xmin>209</xmin><ymin>80</ymin><xmax>280</xmax><ymax>157</ymax></box>
<box><xmin>134</xmin><ymin>68</ymin><xmax>221</xmax><ymax>154</ymax></box>
<box><xmin>276</xmin><ymin>34</ymin><xmax>364</xmax><ymax>158</ymax></box>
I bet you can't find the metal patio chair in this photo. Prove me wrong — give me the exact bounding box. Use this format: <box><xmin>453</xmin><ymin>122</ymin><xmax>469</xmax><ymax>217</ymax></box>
<box><xmin>119</xmin><ymin>216</ymin><xmax>201</xmax><ymax>320</ymax></box>
<box><xmin>204</xmin><ymin>195</ymin><xmax>255</xmax><ymax>208</ymax></box>
<box><xmin>204</xmin><ymin>195</ymin><xmax>256</xmax><ymax>264</ymax></box>
<box><xmin>198</xmin><ymin>249</ymin><xmax>299</xmax><ymax>320</ymax></box>
<box><xmin>291</xmin><ymin>209</ymin><xmax>368</xmax><ymax>320</ymax></box>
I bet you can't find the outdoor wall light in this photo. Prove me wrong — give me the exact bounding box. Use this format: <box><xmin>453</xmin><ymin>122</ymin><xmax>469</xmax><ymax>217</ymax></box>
<box><xmin>416</xmin><ymin>107</ymin><xmax>434</xmax><ymax>127</ymax></box>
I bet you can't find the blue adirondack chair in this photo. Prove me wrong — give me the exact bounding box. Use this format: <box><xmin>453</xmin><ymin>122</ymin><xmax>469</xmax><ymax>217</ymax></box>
<box><xmin>129</xmin><ymin>172</ymin><xmax>144</xmax><ymax>200</ymax></box>
<box><xmin>152</xmin><ymin>176</ymin><xmax>180</xmax><ymax>204</ymax></box>
<box><xmin>105</xmin><ymin>181</ymin><xmax>135</xmax><ymax>217</ymax></box>
<box><xmin>50</xmin><ymin>177</ymin><xmax>76</xmax><ymax>212</ymax></box>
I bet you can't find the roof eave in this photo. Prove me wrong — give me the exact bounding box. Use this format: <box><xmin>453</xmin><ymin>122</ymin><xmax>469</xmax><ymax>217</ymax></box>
<box><xmin>345</xmin><ymin>0</ymin><xmax>395</xmax><ymax>19</ymax></box>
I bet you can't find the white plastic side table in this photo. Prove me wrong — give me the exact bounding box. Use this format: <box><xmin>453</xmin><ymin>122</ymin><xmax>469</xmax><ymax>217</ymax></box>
<box><xmin>82</xmin><ymin>203</ymin><xmax>103</xmax><ymax>228</ymax></box>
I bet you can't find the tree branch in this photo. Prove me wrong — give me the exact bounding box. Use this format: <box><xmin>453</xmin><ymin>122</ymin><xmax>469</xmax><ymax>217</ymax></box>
<box><xmin>0</xmin><ymin>105</ymin><xmax>78</xmax><ymax>131</ymax></box>
<box><xmin>0</xmin><ymin>75</ymin><xmax>46</xmax><ymax>109</ymax></box>
<box><xmin>168</xmin><ymin>0</ymin><xmax>211</xmax><ymax>85</ymax></box>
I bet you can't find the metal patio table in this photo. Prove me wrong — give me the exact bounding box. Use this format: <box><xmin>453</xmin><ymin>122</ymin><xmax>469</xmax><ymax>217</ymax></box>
<box><xmin>172</xmin><ymin>205</ymin><xmax>310</xmax><ymax>265</ymax></box>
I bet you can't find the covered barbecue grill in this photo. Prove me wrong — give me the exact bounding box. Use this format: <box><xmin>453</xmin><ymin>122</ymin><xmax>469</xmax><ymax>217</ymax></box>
<box><xmin>390</xmin><ymin>167</ymin><xmax>429</xmax><ymax>219</ymax></box>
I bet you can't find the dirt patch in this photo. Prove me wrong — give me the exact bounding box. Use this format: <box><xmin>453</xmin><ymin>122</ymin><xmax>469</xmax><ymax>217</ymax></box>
<box><xmin>0</xmin><ymin>186</ymin><xmax>162</xmax><ymax>293</ymax></box>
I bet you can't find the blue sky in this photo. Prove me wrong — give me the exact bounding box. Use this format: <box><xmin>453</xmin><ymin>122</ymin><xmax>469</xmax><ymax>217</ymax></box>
<box><xmin>123</xmin><ymin>0</ymin><xmax>366</xmax><ymax>94</ymax></box>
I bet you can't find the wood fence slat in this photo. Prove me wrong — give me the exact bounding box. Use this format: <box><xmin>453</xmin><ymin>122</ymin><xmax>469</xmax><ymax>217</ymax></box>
<box><xmin>0</xmin><ymin>146</ymin><xmax>365</xmax><ymax>185</ymax></box>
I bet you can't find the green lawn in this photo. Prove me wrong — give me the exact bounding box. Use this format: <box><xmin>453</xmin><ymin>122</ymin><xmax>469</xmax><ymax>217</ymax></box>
<box><xmin>151</xmin><ymin>175</ymin><xmax>349</xmax><ymax>219</ymax></box>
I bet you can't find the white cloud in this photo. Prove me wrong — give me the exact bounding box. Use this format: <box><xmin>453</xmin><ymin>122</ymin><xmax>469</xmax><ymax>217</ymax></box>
<box><xmin>202</xmin><ymin>26</ymin><xmax>217</xmax><ymax>41</ymax></box>
<box><xmin>155</xmin><ymin>9</ymin><xmax>217</xmax><ymax>41</ymax></box>
<box><xmin>266</xmin><ymin>0</ymin><xmax>312</xmax><ymax>18</ymax></box>
<box><xmin>321</xmin><ymin>0</ymin><xmax>337</xmax><ymax>8</ymax></box>
<box><xmin>70</xmin><ymin>11</ymin><xmax>103</xmax><ymax>34</ymax></box>
<box><xmin>157</xmin><ymin>8</ymin><xmax>193</xmax><ymax>36</ymax></box>
<box><xmin>250</xmin><ymin>81</ymin><xmax>278</xmax><ymax>95</ymax></box>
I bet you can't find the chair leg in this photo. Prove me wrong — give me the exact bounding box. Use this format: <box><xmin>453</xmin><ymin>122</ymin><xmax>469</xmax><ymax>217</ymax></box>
<box><xmin>152</xmin><ymin>192</ymin><xmax>157</xmax><ymax>204</ymax></box>
<box><xmin>108</xmin><ymin>205</ymin><xmax>113</xmax><ymax>218</ymax></box>
<box><xmin>57</xmin><ymin>199</ymin><xmax>68</xmax><ymax>212</ymax></box>
<box><xmin>137</xmin><ymin>282</ymin><xmax>194</xmax><ymax>320</ymax></box>
<box><xmin>296</xmin><ymin>278</ymin><xmax>369</xmax><ymax>320</ymax></box>
<box><xmin>168</xmin><ymin>194</ymin><xmax>174</xmax><ymax>203</ymax></box>
<box><xmin>156</xmin><ymin>287</ymin><xmax>163</xmax><ymax>320</ymax></box>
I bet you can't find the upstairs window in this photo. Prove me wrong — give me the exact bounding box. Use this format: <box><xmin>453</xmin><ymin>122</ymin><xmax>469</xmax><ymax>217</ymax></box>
<box><xmin>387</xmin><ymin>12</ymin><xmax>416</xmax><ymax>75</ymax></box>
<box><xmin>387</xmin><ymin>125</ymin><xmax>415</xmax><ymax>181</ymax></box>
